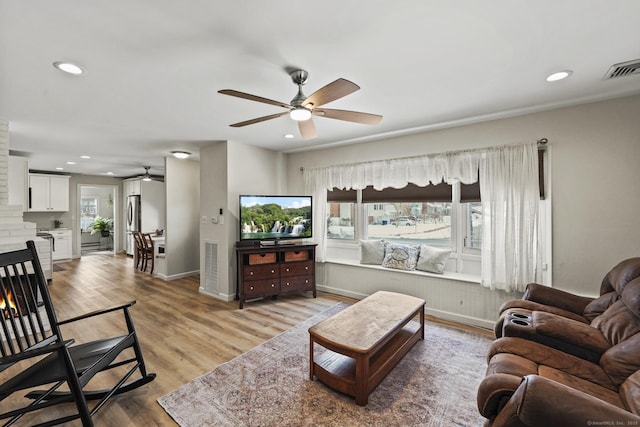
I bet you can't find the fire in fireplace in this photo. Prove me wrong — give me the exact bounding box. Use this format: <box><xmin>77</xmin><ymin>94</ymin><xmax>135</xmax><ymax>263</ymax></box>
<box><xmin>0</xmin><ymin>274</ymin><xmax>40</xmax><ymax>319</ymax></box>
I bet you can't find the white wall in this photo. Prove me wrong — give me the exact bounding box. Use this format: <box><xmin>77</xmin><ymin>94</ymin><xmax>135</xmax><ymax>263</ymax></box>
<box><xmin>286</xmin><ymin>95</ymin><xmax>640</xmax><ymax>298</ymax></box>
<box><xmin>199</xmin><ymin>140</ymin><xmax>287</xmax><ymax>301</ymax></box>
<box><xmin>165</xmin><ymin>156</ymin><xmax>200</xmax><ymax>278</ymax></box>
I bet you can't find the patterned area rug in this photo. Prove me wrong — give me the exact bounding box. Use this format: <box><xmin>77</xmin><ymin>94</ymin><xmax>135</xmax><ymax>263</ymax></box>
<box><xmin>158</xmin><ymin>303</ymin><xmax>492</xmax><ymax>426</ymax></box>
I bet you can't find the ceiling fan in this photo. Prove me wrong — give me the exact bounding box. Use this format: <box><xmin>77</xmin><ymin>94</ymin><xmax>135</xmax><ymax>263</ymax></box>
<box><xmin>137</xmin><ymin>166</ymin><xmax>163</xmax><ymax>182</ymax></box>
<box><xmin>218</xmin><ymin>69</ymin><xmax>382</xmax><ymax>140</ymax></box>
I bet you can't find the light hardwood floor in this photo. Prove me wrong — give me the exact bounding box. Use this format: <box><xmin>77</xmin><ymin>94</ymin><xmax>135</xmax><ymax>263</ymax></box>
<box><xmin>11</xmin><ymin>253</ymin><xmax>491</xmax><ymax>426</ymax></box>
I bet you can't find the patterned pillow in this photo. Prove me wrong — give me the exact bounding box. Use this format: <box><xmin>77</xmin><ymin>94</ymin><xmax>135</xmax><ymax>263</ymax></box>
<box><xmin>382</xmin><ymin>243</ymin><xmax>420</xmax><ymax>271</ymax></box>
<box><xmin>416</xmin><ymin>244</ymin><xmax>452</xmax><ymax>274</ymax></box>
<box><xmin>360</xmin><ymin>240</ymin><xmax>387</xmax><ymax>265</ymax></box>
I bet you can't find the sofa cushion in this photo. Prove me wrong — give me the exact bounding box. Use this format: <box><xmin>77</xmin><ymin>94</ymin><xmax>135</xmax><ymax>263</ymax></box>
<box><xmin>415</xmin><ymin>244</ymin><xmax>451</xmax><ymax>273</ymax></box>
<box><xmin>359</xmin><ymin>239</ymin><xmax>386</xmax><ymax>265</ymax></box>
<box><xmin>620</xmin><ymin>370</ymin><xmax>640</xmax><ymax>415</ymax></box>
<box><xmin>538</xmin><ymin>365</ymin><xmax>624</xmax><ymax>408</ymax></box>
<box><xmin>600</xmin><ymin>333</ymin><xmax>640</xmax><ymax>387</ymax></box>
<box><xmin>381</xmin><ymin>243</ymin><xmax>420</xmax><ymax>271</ymax></box>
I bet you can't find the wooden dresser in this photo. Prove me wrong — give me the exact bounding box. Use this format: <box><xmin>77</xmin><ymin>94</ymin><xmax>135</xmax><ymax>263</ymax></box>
<box><xmin>235</xmin><ymin>243</ymin><xmax>317</xmax><ymax>309</ymax></box>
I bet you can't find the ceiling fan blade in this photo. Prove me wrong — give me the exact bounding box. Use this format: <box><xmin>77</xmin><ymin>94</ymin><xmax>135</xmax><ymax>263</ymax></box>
<box><xmin>313</xmin><ymin>108</ymin><xmax>383</xmax><ymax>125</ymax></box>
<box><xmin>298</xmin><ymin>118</ymin><xmax>317</xmax><ymax>140</ymax></box>
<box><xmin>218</xmin><ymin>89</ymin><xmax>291</xmax><ymax>109</ymax></box>
<box><xmin>301</xmin><ymin>78</ymin><xmax>360</xmax><ymax>108</ymax></box>
<box><xmin>230</xmin><ymin>111</ymin><xmax>289</xmax><ymax>127</ymax></box>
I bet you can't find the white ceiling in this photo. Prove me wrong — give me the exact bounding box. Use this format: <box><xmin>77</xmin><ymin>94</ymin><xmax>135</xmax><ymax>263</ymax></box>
<box><xmin>1</xmin><ymin>1</ymin><xmax>640</xmax><ymax>178</ymax></box>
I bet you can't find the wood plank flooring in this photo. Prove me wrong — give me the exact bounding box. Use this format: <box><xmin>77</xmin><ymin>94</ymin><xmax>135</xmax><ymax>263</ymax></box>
<box><xmin>5</xmin><ymin>253</ymin><xmax>492</xmax><ymax>426</ymax></box>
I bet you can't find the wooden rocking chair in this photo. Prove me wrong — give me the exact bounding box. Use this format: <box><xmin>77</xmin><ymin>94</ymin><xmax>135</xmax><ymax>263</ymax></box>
<box><xmin>0</xmin><ymin>241</ymin><xmax>156</xmax><ymax>426</ymax></box>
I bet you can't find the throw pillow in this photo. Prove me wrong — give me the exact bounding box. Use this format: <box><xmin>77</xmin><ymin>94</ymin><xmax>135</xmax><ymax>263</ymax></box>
<box><xmin>416</xmin><ymin>244</ymin><xmax>452</xmax><ymax>274</ymax></box>
<box><xmin>360</xmin><ymin>240</ymin><xmax>386</xmax><ymax>265</ymax></box>
<box><xmin>381</xmin><ymin>243</ymin><xmax>420</xmax><ymax>271</ymax></box>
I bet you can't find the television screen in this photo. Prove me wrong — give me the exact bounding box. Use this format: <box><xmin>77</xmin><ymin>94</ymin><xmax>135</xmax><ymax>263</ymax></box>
<box><xmin>239</xmin><ymin>195</ymin><xmax>312</xmax><ymax>241</ymax></box>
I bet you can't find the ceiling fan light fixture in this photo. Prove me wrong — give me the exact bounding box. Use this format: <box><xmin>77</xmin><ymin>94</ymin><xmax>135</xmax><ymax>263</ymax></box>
<box><xmin>171</xmin><ymin>150</ymin><xmax>191</xmax><ymax>159</ymax></box>
<box><xmin>290</xmin><ymin>107</ymin><xmax>312</xmax><ymax>121</ymax></box>
<box><xmin>142</xmin><ymin>175</ymin><xmax>152</xmax><ymax>182</ymax></box>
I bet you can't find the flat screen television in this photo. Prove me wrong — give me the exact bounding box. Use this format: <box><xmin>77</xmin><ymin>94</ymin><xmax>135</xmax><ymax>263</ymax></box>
<box><xmin>239</xmin><ymin>195</ymin><xmax>312</xmax><ymax>243</ymax></box>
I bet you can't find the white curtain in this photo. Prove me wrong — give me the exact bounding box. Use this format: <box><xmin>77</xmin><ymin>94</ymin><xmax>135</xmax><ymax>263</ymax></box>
<box><xmin>480</xmin><ymin>143</ymin><xmax>540</xmax><ymax>291</ymax></box>
<box><xmin>303</xmin><ymin>143</ymin><xmax>540</xmax><ymax>291</ymax></box>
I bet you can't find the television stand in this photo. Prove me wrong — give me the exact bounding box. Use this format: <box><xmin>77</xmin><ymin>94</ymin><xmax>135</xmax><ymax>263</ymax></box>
<box><xmin>235</xmin><ymin>243</ymin><xmax>317</xmax><ymax>309</ymax></box>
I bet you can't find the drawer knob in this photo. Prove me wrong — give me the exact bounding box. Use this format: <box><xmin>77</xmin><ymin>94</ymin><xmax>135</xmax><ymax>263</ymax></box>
<box><xmin>286</xmin><ymin>268</ymin><xmax>290</xmax><ymax>272</ymax></box>
<box><xmin>305</xmin><ymin>280</ymin><xmax>309</xmax><ymax>283</ymax></box>
<box><xmin>271</xmin><ymin>283</ymin><xmax>275</xmax><ymax>287</ymax></box>
<box><xmin>286</xmin><ymin>282</ymin><xmax>290</xmax><ymax>286</ymax></box>
<box><xmin>271</xmin><ymin>269</ymin><xmax>275</xmax><ymax>274</ymax></box>
<box><xmin>250</xmin><ymin>286</ymin><xmax>254</xmax><ymax>290</ymax></box>
<box><xmin>250</xmin><ymin>272</ymin><xmax>254</xmax><ymax>276</ymax></box>
<box><xmin>305</xmin><ymin>266</ymin><xmax>309</xmax><ymax>270</ymax></box>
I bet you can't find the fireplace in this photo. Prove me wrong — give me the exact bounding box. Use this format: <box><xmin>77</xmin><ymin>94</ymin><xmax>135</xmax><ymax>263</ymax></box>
<box><xmin>0</xmin><ymin>273</ymin><xmax>41</xmax><ymax>319</ymax></box>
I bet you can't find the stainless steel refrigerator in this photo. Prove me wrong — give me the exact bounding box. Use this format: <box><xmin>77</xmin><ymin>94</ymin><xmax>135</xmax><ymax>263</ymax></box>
<box><xmin>126</xmin><ymin>195</ymin><xmax>141</xmax><ymax>255</ymax></box>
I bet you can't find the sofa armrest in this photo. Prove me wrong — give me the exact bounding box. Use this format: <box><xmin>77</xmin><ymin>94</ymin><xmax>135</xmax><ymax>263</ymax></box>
<box><xmin>489</xmin><ymin>375</ymin><xmax>640</xmax><ymax>427</ymax></box>
<box><xmin>522</xmin><ymin>283</ymin><xmax>594</xmax><ymax>315</ymax></box>
<box><xmin>501</xmin><ymin>310</ymin><xmax>610</xmax><ymax>363</ymax></box>
<box><xmin>477</xmin><ymin>373</ymin><xmax>524</xmax><ymax>418</ymax></box>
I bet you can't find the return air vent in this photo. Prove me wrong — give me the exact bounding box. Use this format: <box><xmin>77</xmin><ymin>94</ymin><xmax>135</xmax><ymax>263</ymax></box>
<box><xmin>204</xmin><ymin>240</ymin><xmax>219</xmax><ymax>293</ymax></box>
<box><xmin>603</xmin><ymin>59</ymin><xmax>640</xmax><ymax>80</ymax></box>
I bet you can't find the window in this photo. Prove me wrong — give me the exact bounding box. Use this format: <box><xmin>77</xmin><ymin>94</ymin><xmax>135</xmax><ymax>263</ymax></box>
<box><xmin>465</xmin><ymin>202</ymin><xmax>482</xmax><ymax>250</ymax></box>
<box><xmin>366</xmin><ymin>202</ymin><xmax>452</xmax><ymax>247</ymax></box>
<box><xmin>327</xmin><ymin>202</ymin><xmax>355</xmax><ymax>239</ymax></box>
<box><xmin>81</xmin><ymin>197</ymin><xmax>98</xmax><ymax>231</ymax></box>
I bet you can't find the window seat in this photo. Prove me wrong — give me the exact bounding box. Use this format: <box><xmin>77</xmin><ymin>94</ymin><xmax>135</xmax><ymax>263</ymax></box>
<box><xmin>324</xmin><ymin>258</ymin><xmax>481</xmax><ymax>284</ymax></box>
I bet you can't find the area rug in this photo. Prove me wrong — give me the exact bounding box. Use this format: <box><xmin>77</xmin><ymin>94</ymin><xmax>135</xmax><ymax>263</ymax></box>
<box><xmin>158</xmin><ymin>303</ymin><xmax>492</xmax><ymax>426</ymax></box>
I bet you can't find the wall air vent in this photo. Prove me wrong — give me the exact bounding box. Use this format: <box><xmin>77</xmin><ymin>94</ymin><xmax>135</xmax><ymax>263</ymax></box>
<box><xmin>603</xmin><ymin>59</ymin><xmax>640</xmax><ymax>80</ymax></box>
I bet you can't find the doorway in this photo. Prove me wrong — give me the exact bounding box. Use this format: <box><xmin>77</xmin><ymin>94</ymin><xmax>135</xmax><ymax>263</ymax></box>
<box><xmin>77</xmin><ymin>184</ymin><xmax>118</xmax><ymax>256</ymax></box>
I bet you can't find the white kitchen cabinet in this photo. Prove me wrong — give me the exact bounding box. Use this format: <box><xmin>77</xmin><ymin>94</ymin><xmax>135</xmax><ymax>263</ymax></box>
<box><xmin>51</xmin><ymin>229</ymin><xmax>72</xmax><ymax>261</ymax></box>
<box><xmin>29</xmin><ymin>173</ymin><xmax>70</xmax><ymax>211</ymax></box>
<box><xmin>123</xmin><ymin>179</ymin><xmax>141</xmax><ymax>196</ymax></box>
<box><xmin>8</xmin><ymin>156</ymin><xmax>29</xmax><ymax>211</ymax></box>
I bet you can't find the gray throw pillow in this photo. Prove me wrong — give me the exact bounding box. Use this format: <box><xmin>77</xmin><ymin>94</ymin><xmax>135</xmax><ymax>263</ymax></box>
<box><xmin>381</xmin><ymin>243</ymin><xmax>420</xmax><ymax>271</ymax></box>
<box><xmin>360</xmin><ymin>240</ymin><xmax>386</xmax><ymax>264</ymax></box>
<box><xmin>416</xmin><ymin>244</ymin><xmax>452</xmax><ymax>274</ymax></box>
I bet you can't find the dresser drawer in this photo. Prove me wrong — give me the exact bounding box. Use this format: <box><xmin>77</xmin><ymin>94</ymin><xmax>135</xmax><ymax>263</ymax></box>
<box><xmin>281</xmin><ymin>261</ymin><xmax>314</xmax><ymax>278</ymax></box>
<box><xmin>244</xmin><ymin>279</ymin><xmax>279</xmax><ymax>297</ymax></box>
<box><xmin>283</xmin><ymin>250</ymin><xmax>309</xmax><ymax>262</ymax></box>
<box><xmin>281</xmin><ymin>275</ymin><xmax>314</xmax><ymax>292</ymax></box>
<box><xmin>244</xmin><ymin>264</ymin><xmax>278</xmax><ymax>280</ymax></box>
<box><xmin>248</xmin><ymin>252</ymin><xmax>277</xmax><ymax>265</ymax></box>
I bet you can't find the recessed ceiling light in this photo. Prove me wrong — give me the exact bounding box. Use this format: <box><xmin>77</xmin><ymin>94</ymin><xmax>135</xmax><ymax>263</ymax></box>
<box><xmin>284</xmin><ymin>134</ymin><xmax>295</xmax><ymax>139</ymax></box>
<box><xmin>55</xmin><ymin>167</ymin><xmax>64</xmax><ymax>171</ymax></box>
<box><xmin>80</xmin><ymin>155</ymin><xmax>91</xmax><ymax>159</ymax></box>
<box><xmin>53</xmin><ymin>61</ymin><xmax>85</xmax><ymax>75</ymax></box>
<box><xmin>546</xmin><ymin>70</ymin><xmax>573</xmax><ymax>82</ymax></box>
<box><xmin>171</xmin><ymin>150</ymin><xmax>191</xmax><ymax>159</ymax></box>
<box><xmin>106</xmin><ymin>171</ymin><xmax>114</xmax><ymax>175</ymax></box>
<box><xmin>66</xmin><ymin>161</ymin><xmax>76</xmax><ymax>165</ymax></box>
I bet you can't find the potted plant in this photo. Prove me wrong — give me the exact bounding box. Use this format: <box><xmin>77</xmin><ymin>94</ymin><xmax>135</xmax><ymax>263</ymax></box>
<box><xmin>90</xmin><ymin>216</ymin><xmax>113</xmax><ymax>237</ymax></box>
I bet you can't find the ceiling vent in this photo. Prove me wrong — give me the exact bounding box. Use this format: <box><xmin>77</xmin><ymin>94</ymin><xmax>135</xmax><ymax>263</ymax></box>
<box><xmin>603</xmin><ymin>59</ymin><xmax>640</xmax><ymax>80</ymax></box>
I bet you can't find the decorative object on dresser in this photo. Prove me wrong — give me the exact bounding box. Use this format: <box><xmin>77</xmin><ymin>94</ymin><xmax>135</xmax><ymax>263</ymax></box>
<box><xmin>235</xmin><ymin>243</ymin><xmax>317</xmax><ymax>308</ymax></box>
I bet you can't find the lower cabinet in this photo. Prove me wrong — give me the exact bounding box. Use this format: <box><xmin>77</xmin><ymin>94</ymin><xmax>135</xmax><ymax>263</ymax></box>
<box><xmin>236</xmin><ymin>243</ymin><xmax>317</xmax><ymax>309</ymax></box>
<box><xmin>51</xmin><ymin>229</ymin><xmax>72</xmax><ymax>261</ymax></box>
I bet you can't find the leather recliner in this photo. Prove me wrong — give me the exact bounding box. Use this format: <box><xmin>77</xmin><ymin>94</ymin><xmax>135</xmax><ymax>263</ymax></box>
<box><xmin>477</xmin><ymin>275</ymin><xmax>640</xmax><ymax>425</ymax></box>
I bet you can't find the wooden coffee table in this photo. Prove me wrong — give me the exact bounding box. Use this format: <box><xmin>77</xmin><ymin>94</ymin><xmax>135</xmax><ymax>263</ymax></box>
<box><xmin>308</xmin><ymin>291</ymin><xmax>425</xmax><ymax>405</ymax></box>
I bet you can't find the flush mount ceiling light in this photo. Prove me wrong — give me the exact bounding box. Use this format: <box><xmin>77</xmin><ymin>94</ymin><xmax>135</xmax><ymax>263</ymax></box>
<box><xmin>53</xmin><ymin>61</ymin><xmax>85</xmax><ymax>75</ymax></box>
<box><xmin>171</xmin><ymin>150</ymin><xmax>191</xmax><ymax>159</ymax></box>
<box><xmin>283</xmin><ymin>134</ymin><xmax>295</xmax><ymax>139</ymax></box>
<box><xmin>546</xmin><ymin>70</ymin><xmax>573</xmax><ymax>82</ymax></box>
<box><xmin>289</xmin><ymin>107</ymin><xmax>312</xmax><ymax>121</ymax></box>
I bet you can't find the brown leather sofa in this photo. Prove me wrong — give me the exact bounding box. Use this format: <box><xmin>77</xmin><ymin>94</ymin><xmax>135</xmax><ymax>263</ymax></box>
<box><xmin>495</xmin><ymin>257</ymin><xmax>640</xmax><ymax>337</ymax></box>
<box><xmin>477</xmin><ymin>262</ymin><xmax>640</xmax><ymax>426</ymax></box>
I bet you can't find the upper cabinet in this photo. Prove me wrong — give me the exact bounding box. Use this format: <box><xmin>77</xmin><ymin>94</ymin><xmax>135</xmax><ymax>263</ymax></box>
<box><xmin>8</xmin><ymin>156</ymin><xmax>29</xmax><ymax>211</ymax></box>
<box><xmin>29</xmin><ymin>173</ymin><xmax>70</xmax><ymax>212</ymax></box>
<box><xmin>123</xmin><ymin>179</ymin><xmax>141</xmax><ymax>196</ymax></box>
